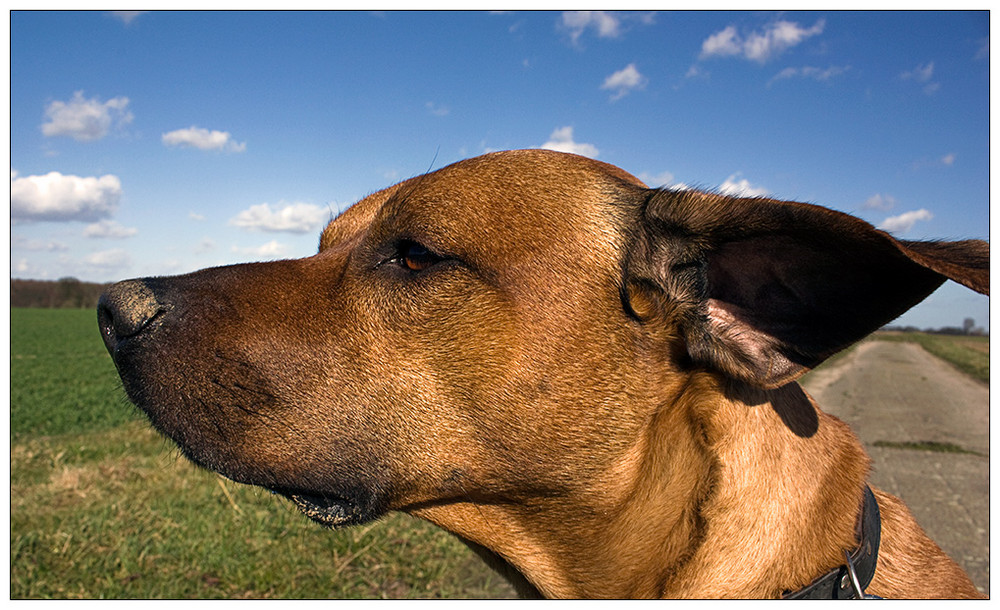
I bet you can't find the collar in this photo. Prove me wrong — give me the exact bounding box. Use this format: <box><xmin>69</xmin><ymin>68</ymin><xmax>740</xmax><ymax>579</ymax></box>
<box><xmin>783</xmin><ymin>485</ymin><xmax>882</xmax><ymax>599</ymax></box>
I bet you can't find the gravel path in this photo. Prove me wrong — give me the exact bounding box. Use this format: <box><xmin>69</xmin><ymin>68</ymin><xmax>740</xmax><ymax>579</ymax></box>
<box><xmin>801</xmin><ymin>340</ymin><xmax>989</xmax><ymax>595</ymax></box>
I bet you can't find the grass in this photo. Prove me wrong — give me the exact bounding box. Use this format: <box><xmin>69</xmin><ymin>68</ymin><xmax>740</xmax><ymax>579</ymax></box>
<box><xmin>873</xmin><ymin>331</ymin><xmax>989</xmax><ymax>382</ymax></box>
<box><xmin>10</xmin><ymin>309</ymin><xmax>514</xmax><ymax>599</ymax></box>
<box><xmin>11</xmin><ymin>308</ymin><xmax>142</xmax><ymax>439</ymax></box>
<box><xmin>872</xmin><ymin>440</ymin><xmax>986</xmax><ymax>457</ymax></box>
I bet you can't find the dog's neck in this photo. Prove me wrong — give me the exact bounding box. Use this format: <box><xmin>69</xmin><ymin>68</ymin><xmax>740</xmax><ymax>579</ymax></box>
<box><xmin>413</xmin><ymin>374</ymin><xmax>870</xmax><ymax>598</ymax></box>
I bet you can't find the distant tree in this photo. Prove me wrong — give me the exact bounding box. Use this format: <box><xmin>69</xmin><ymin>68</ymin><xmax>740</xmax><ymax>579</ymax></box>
<box><xmin>963</xmin><ymin>318</ymin><xmax>975</xmax><ymax>335</ymax></box>
<box><xmin>57</xmin><ymin>277</ymin><xmax>84</xmax><ymax>308</ymax></box>
<box><xmin>11</xmin><ymin>278</ymin><xmax>109</xmax><ymax>309</ymax></box>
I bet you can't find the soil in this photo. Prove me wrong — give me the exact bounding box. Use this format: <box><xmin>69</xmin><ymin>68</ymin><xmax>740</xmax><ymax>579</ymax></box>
<box><xmin>801</xmin><ymin>340</ymin><xmax>989</xmax><ymax>595</ymax></box>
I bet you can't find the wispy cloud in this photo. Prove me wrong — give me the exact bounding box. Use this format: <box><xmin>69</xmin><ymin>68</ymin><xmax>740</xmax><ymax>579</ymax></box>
<box><xmin>539</xmin><ymin>126</ymin><xmax>598</xmax><ymax>158</ymax></box>
<box><xmin>194</xmin><ymin>238</ymin><xmax>216</xmax><ymax>254</ymax></box>
<box><xmin>769</xmin><ymin>65</ymin><xmax>849</xmax><ymax>87</ymax></box>
<box><xmin>601</xmin><ymin>63</ymin><xmax>647</xmax><ymax>101</ymax></box>
<box><xmin>700</xmin><ymin>19</ymin><xmax>825</xmax><ymax>63</ymax></box>
<box><xmin>12</xmin><ymin>236</ymin><xmax>69</xmax><ymax>252</ymax></box>
<box><xmin>911</xmin><ymin>152</ymin><xmax>958</xmax><ymax>171</ymax></box>
<box><xmin>82</xmin><ymin>248</ymin><xmax>132</xmax><ymax>272</ymax></box>
<box><xmin>901</xmin><ymin>62</ymin><xmax>934</xmax><ymax>82</ymax></box>
<box><xmin>229</xmin><ymin>202</ymin><xmax>329</xmax><ymax>234</ymax></box>
<box><xmin>863</xmin><ymin>193</ymin><xmax>897</xmax><ymax>212</ymax></box>
<box><xmin>11</xmin><ymin>170</ymin><xmax>122</xmax><ymax>222</ymax></box>
<box><xmin>425</xmin><ymin>101</ymin><xmax>450</xmax><ymax>116</ymax></box>
<box><xmin>162</xmin><ymin>126</ymin><xmax>247</xmax><ymax>152</ymax></box>
<box><xmin>108</xmin><ymin>11</ymin><xmax>147</xmax><ymax>25</ymax></box>
<box><xmin>974</xmin><ymin>37</ymin><xmax>989</xmax><ymax>60</ymax></box>
<box><xmin>879</xmin><ymin>209</ymin><xmax>933</xmax><ymax>233</ymax></box>
<box><xmin>41</xmin><ymin>91</ymin><xmax>133</xmax><ymax>141</ymax></box>
<box><xmin>900</xmin><ymin>62</ymin><xmax>940</xmax><ymax>94</ymax></box>
<box><xmin>84</xmin><ymin>219</ymin><xmax>138</xmax><ymax>239</ymax></box>
<box><xmin>232</xmin><ymin>240</ymin><xmax>289</xmax><ymax>259</ymax></box>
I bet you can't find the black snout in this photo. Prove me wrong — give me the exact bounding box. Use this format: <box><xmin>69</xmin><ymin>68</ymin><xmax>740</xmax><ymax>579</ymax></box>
<box><xmin>97</xmin><ymin>279</ymin><xmax>170</xmax><ymax>355</ymax></box>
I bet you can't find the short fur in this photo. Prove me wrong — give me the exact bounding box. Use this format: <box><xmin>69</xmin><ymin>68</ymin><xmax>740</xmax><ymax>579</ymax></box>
<box><xmin>98</xmin><ymin>150</ymin><xmax>986</xmax><ymax>598</ymax></box>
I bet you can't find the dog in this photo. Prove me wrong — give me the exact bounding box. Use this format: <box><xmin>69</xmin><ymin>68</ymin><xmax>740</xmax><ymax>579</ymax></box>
<box><xmin>98</xmin><ymin>149</ymin><xmax>987</xmax><ymax>598</ymax></box>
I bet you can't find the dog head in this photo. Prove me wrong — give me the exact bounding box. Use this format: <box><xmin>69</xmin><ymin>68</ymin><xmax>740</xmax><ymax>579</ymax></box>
<box><xmin>98</xmin><ymin>149</ymin><xmax>988</xmax><ymax>529</ymax></box>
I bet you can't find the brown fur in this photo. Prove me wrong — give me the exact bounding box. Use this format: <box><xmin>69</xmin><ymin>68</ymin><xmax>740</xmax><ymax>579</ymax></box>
<box><xmin>98</xmin><ymin>149</ymin><xmax>986</xmax><ymax>598</ymax></box>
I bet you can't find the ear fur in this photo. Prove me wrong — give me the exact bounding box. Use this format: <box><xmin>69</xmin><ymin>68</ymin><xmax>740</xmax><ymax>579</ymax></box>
<box><xmin>626</xmin><ymin>189</ymin><xmax>989</xmax><ymax>389</ymax></box>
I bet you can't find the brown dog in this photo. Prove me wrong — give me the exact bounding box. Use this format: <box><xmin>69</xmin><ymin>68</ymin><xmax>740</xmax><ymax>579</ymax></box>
<box><xmin>98</xmin><ymin>150</ymin><xmax>987</xmax><ymax>598</ymax></box>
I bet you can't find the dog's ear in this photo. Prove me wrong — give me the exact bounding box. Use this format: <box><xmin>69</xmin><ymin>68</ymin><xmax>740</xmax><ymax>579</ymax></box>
<box><xmin>625</xmin><ymin>189</ymin><xmax>989</xmax><ymax>389</ymax></box>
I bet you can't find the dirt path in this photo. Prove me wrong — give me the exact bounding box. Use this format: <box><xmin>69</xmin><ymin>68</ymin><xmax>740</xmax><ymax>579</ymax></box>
<box><xmin>800</xmin><ymin>340</ymin><xmax>989</xmax><ymax>595</ymax></box>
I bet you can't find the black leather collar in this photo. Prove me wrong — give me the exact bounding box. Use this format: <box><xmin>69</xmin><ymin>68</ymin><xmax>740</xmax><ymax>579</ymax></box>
<box><xmin>783</xmin><ymin>485</ymin><xmax>882</xmax><ymax>599</ymax></box>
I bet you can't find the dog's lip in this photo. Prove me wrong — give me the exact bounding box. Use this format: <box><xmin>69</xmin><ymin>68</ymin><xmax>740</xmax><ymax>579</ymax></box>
<box><xmin>270</xmin><ymin>487</ymin><xmax>365</xmax><ymax>529</ymax></box>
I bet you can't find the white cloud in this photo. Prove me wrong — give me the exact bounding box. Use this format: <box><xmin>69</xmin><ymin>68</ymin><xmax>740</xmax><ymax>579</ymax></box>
<box><xmin>108</xmin><ymin>11</ymin><xmax>147</xmax><ymax>24</ymax></box>
<box><xmin>718</xmin><ymin>173</ymin><xmax>769</xmax><ymax>197</ymax></box>
<box><xmin>701</xmin><ymin>25</ymin><xmax>742</xmax><ymax>58</ymax></box>
<box><xmin>162</xmin><ymin>126</ymin><xmax>247</xmax><ymax>152</ymax></box>
<box><xmin>559</xmin><ymin>11</ymin><xmax>654</xmax><ymax>46</ymax></box>
<box><xmin>879</xmin><ymin>209</ymin><xmax>933</xmax><ymax>233</ymax></box>
<box><xmin>41</xmin><ymin>91</ymin><xmax>133</xmax><ymax>141</ymax></box>
<box><xmin>561</xmin><ymin>11</ymin><xmax>623</xmax><ymax>44</ymax></box>
<box><xmin>769</xmin><ymin>65</ymin><xmax>848</xmax><ymax>86</ymax></box>
<box><xmin>941</xmin><ymin>153</ymin><xmax>956</xmax><ymax>166</ymax></box>
<box><xmin>11</xmin><ymin>171</ymin><xmax>122</xmax><ymax>222</ymax></box>
<box><xmin>700</xmin><ymin>19</ymin><xmax>825</xmax><ymax>63</ymax></box>
<box><xmin>189</xmin><ymin>212</ymin><xmax>206</xmax><ymax>221</ymax></box>
<box><xmin>863</xmin><ymin>193</ymin><xmax>897</xmax><ymax>211</ymax></box>
<box><xmin>539</xmin><ymin>126</ymin><xmax>599</xmax><ymax>158</ymax></box>
<box><xmin>13</xmin><ymin>258</ymin><xmax>33</xmax><ymax>275</ymax></box>
<box><xmin>84</xmin><ymin>219</ymin><xmax>138</xmax><ymax>239</ymax></box>
<box><xmin>601</xmin><ymin>63</ymin><xmax>647</xmax><ymax>100</ymax></box>
<box><xmin>229</xmin><ymin>202</ymin><xmax>329</xmax><ymax>234</ymax></box>
<box><xmin>232</xmin><ymin>240</ymin><xmax>289</xmax><ymax>259</ymax></box>
<box><xmin>638</xmin><ymin>170</ymin><xmax>676</xmax><ymax>188</ymax></box>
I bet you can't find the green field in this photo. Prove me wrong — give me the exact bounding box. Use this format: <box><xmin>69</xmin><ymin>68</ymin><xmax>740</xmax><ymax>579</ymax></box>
<box><xmin>10</xmin><ymin>308</ymin><xmax>514</xmax><ymax>599</ymax></box>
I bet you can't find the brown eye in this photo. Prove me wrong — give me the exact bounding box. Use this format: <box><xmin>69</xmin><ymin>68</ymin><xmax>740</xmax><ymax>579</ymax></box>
<box><xmin>399</xmin><ymin>242</ymin><xmax>441</xmax><ymax>272</ymax></box>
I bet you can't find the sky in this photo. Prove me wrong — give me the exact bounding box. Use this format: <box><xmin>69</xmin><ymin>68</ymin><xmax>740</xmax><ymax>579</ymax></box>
<box><xmin>9</xmin><ymin>10</ymin><xmax>991</xmax><ymax>331</ymax></box>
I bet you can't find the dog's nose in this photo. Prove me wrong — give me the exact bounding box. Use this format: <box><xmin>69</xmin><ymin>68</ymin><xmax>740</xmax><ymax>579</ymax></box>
<box><xmin>97</xmin><ymin>279</ymin><xmax>168</xmax><ymax>353</ymax></box>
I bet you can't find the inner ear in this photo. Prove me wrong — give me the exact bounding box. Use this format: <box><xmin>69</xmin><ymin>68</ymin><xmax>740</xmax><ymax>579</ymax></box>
<box><xmin>631</xmin><ymin>188</ymin><xmax>988</xmax><ymax>390</ymax></box>
<box><xmin>696</xmin><ymin>233</ymin><xmax>946</xmax><ymax>388</ymax></box>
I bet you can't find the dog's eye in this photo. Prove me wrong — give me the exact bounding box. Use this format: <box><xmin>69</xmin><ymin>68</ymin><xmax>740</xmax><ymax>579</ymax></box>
<box><xmin>395</xmin><ymin>241</ymin><xmax>442</xmax><ymax>273</ymax></box>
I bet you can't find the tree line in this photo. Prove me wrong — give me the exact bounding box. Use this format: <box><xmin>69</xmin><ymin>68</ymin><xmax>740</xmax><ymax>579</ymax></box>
<box><xmin>11</xmin><ymin>278</ymin><xmax>110</xmax><ymax>309</ymax></box>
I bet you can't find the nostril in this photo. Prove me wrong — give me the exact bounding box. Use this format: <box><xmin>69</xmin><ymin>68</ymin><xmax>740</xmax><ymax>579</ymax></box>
<box><xmin>97</xmin><ymin>280</ymin><xmax>169</xmax><ymax>350</ymax></box>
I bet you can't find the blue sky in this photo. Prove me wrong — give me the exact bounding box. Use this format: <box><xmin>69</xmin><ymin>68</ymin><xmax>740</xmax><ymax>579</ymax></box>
<box><xmin>9</xmin><ymin>11</ymin><xmax>990</xmax><ymax>330</ymax></box>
